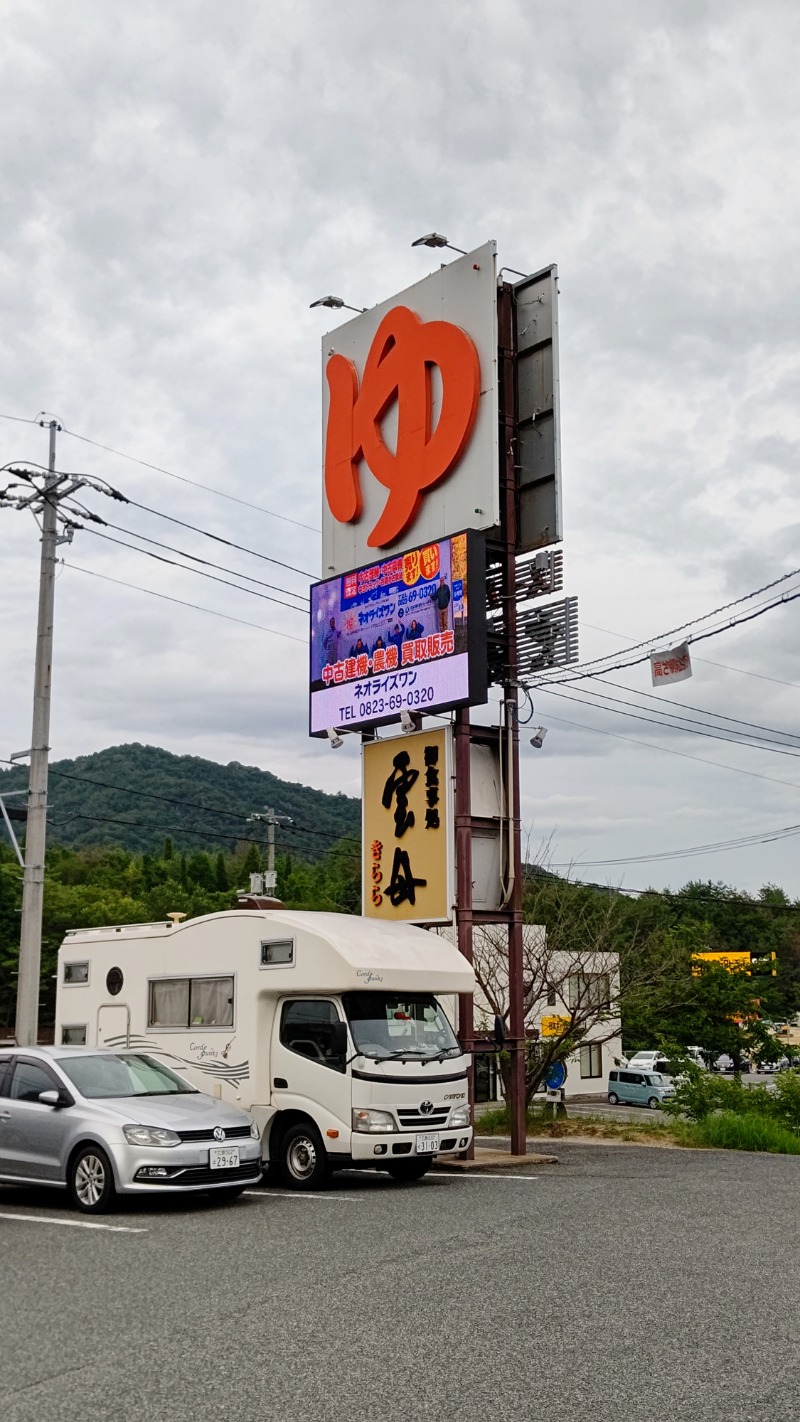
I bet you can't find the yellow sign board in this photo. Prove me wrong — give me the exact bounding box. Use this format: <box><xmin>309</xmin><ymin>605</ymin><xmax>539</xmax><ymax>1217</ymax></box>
<box><xmin>540</xmin><ymin>1015</ymin><xmax>571</xmax><ymax>1038</ymax></box>
<box><xmin>362</xmin><ymin>726</ymin><xmax>452</xmax><ymax>924</ymax></box>
<box><xmin>693</xmin><ymin>952</ymin><xmax>752</xmax><ymax>976</ymax></box>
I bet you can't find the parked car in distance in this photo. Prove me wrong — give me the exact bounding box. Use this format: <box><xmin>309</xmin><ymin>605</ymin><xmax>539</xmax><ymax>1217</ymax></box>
<box><xmin>0</xmin><ymin>1046</ymin><xmax>262</xmax><ymax>1213</ymax></box>
<box><xmin>608</xmin><ymin>1069</ymin><xmax>675</xmax><ymax>1109</ymax></box>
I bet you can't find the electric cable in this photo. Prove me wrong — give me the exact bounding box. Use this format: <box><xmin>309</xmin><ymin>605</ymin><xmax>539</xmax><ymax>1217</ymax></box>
<box><xmin>535</xmin><ymin>703</ymin><xmax>800</xmax><ymax>792</ymax></box>
<box><xmin>60</xmin><ymin>562</ymin><xmax>307</xmax><ymax>644</ymax></box>
<box><xmin>594</xmin><ymin>677</ymin><xmax>800</xmax><ymax>746</ymax></box>
<box><xmin>550</xmin><ymin>683</ymin><xmax>800</xmax><ymax>759</ymax></box>
<box><xmin>60</xmin><ymin>423</ymin><xmax>321</xmax><ymax>533</ymax></box>
<box><xmin>581</xmin><ymin>621</ymin><xmax>800</xmax><ymax>692</ymax></box>
<box><xmin>71</xmin><ymin>524</ymin><xmax>309</xmax><ymax>615</ymax></box>
<box><xmin>68</xmin><ymin>513</ymin><xmax>309</xmax><ymax>606</ymax></box>
<box><xmin>529</xmin><ymin>575</ymin><xmax>800</xmax><ymax>687</ymax></box>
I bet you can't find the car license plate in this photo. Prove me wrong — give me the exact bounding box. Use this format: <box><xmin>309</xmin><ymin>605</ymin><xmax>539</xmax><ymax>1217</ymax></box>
<box><xmin>209</xmin><ymin>1146</ymin><xmax>240</xmax><ymax>1169</ymax></box>
<box><xmin>416</xmin><ymin>1133</ymin><xmax>439</xmax><ymax>1155</ymax></box>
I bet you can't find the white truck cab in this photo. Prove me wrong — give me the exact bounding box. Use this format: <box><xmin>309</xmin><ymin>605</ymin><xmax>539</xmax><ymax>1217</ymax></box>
<box><xmin>55</xmin><ymin>908</ymin><xmax>475</xmax><ymax>1189</ymax></box>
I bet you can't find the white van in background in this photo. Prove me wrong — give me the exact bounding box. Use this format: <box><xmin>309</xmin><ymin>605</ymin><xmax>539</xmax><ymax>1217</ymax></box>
<box><xmin>55</xmin><ymin>908</ymin><xmax>475</xmax><ymax>1190</ymax></box>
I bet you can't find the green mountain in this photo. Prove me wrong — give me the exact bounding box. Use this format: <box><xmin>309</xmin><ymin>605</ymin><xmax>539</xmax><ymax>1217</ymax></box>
<box><xmin>0</xmin><ymin>743</ymin><xmax>359</xmax><ymax>860</ymax></box>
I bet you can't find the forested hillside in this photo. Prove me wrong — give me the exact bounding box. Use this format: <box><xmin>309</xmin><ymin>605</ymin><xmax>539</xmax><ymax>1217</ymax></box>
<box><xmin>0</xmin><ymin>743</ymin><xmax>359</xmax><ymax>859</ymax></box>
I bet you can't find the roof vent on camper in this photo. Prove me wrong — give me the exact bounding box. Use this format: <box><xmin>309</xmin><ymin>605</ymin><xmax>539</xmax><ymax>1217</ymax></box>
<box><xmin>236</xmin><ymin>894</ymin><xmax>285</xmax><ymax>911</ymax></box>
<box><xmin>166</xmin><ymin>913</ymin><xmax>187</xmax><ymax>924</ymax></box>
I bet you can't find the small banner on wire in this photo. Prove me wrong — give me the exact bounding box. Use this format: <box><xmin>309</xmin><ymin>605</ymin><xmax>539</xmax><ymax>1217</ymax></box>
<box><xmin>650</xmin><ymin>641</ymin><xmax>692</xmax><ymax>686</ymax></box>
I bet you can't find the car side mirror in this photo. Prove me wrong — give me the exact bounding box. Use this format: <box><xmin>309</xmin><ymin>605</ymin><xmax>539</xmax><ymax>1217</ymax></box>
<box><xmin>38</xmin><ymin>1089</ymin><xmax>63</xmax><ymax>1108</ymax></box>
<box><xmin>331</xmin><ymin>1021</ymin><xmax>348</xmax><ymax>1057</ymax></box>
<box><xmin>494</xmin><ymin>1015</ymin><xmax>506</xmax><ymax>1048</ymax></box>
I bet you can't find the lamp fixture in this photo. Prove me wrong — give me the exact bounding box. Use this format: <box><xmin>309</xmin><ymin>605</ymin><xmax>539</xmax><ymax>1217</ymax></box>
<box><xmin>309</xmin><ymin>295</ymin><xmax>366</xmax><ymax>313</ymax></box>
<box><xmin>411</xmin><ymin>232</ymin><xmax>467</xmax><ymax>256</ymax></box>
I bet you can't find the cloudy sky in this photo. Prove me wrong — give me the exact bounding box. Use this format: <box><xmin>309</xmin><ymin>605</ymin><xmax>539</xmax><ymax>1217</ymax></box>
<box><xmin>3</xmin><ymin>0</ymin><xmax>800</xmax><ymax>896</ymax></box>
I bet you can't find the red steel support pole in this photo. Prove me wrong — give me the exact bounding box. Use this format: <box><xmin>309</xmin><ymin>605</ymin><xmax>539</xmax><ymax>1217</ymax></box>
<box><xmin>498</xmin><ymin>284</ymin><xmax>527</xmax><ymax>1158</ymax></box>
<box><xmin>454</xmin><ymin>705</ymin><xmax>475</xmax><ymax>1157</ymax></box>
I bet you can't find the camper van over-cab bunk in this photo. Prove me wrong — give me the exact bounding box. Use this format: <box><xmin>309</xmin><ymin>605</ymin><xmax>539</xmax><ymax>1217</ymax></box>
<box><xmin>55</xmin><ymin>908</ymin><xmax>475</xmax><ymax>1190</ymax></box>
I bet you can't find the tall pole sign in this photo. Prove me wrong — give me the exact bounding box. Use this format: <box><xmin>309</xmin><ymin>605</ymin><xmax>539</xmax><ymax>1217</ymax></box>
<box><xmin>312</xmin><ymin>242</ymin><xmax>571</xmax><ymax>1160</ymax></box>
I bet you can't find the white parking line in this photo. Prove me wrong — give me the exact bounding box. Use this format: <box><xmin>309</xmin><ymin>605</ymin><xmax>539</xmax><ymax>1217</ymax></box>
<box><xmin>0</xmin><ymin>1210</ymin><xmax>146</xmax><ymax>1233</ymax></box>
<box><xmin>434</xmin><ymin>1173</ymin><xmax>543</xmax><ymax>1181</ymax></box>
<box><xmin>242</xmin><ymin>1190</ymin><xmax>362</xmax><ymax>1202</ymax></box>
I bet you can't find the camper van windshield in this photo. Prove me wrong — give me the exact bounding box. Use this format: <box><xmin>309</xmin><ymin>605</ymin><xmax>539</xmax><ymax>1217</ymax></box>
<box><xmin>57</xmin><ymin>1052</ymin><xmax>197</xmax><ymax>1099</ymax></box>
<box><xmin>342</xmin><ymin>993</ymin><xmax>461</xmax><ymax>1060</ymax></box>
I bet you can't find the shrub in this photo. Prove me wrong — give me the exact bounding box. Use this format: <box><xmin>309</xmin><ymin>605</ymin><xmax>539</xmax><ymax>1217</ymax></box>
<box><xmin>687</xmin><ymin>1111</ymin><xmax>800</xmax><ymax>1155</ymax></box>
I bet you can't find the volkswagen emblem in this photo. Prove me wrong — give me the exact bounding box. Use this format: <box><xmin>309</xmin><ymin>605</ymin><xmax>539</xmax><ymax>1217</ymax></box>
<box><xmin>213</xmin><ymin>1127</ymin><xmax>226</xmax><ymax>1142</ymax></box>
<box><xmin>419</xmin><ymin>1101</ymin><xmax>434</xmax><ymax>1115</ymax></box>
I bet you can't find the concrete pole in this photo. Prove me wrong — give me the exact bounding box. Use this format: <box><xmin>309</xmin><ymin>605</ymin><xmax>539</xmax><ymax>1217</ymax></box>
<box><xmin>15</xmin><ymin>421</ymin><xmax>59</xmax><ymax>1046</ymax></box>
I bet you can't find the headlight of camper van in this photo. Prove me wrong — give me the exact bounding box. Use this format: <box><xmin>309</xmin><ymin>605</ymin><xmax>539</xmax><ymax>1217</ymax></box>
<box><xmin>352</xmin><ymin>1108</ymin><xmax>396</xmax><ymax>1134</ymax></box>
<box><xmin>449</xmin><ymin>1104</ymin><xmax>471</xmax><ymax>1128</ymax></box>
<box><xmin>122</xmin><ymin>1125</ymin><xmax>181</xmax><ymax>1147</ymax></box>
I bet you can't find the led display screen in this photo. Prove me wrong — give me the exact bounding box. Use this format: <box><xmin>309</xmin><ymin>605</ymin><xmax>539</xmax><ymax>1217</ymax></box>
<box><xmin>309</xmin><ymin>531</ymin><xmax>487</xmax><ymax>736</ymax></box>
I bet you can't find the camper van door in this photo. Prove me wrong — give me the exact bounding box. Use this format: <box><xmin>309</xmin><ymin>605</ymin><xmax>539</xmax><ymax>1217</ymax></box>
<box><xmin>270</xmin><ymin>997</ymin><xmax>350</xmax><ymax>1140</ymax></box>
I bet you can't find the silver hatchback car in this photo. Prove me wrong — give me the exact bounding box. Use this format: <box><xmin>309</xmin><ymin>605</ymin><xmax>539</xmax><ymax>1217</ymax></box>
<box><xmin>0</xmin><ymin>1046</ymin><xmax>262</xmax><ymax>1213</ymax></box>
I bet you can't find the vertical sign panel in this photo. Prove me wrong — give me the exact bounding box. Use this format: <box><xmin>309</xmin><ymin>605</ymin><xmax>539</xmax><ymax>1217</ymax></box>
<box><xmin>363</xmin><ymin>726</ymin><xmax>453</xmax><ymax>925</ymax></box>
<box><xmin>514</xmin><ymin>264</ymin><xmax>562</xmax><ymax>552</ymax></box>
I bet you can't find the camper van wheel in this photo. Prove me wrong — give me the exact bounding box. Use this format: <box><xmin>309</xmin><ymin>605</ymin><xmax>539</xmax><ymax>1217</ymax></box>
<box><xmin>607</xmin><ymin>1092</ymin><xmax>619</xmax><ymax>1105</ymax></box>
<box><xmin>386</xmin><ymin>1161</ymin><xmax>430</xmax><ymax>1184</ymax></box>
<box><xmin>69</xmin><ymin>1145</ymin><xmax>116</xmax><ymax>1214</ymax></box>
<box><xmin>280</xmin><ymin>1122</ymin><xmax>330</xmax><ymax>1190</ymax></box>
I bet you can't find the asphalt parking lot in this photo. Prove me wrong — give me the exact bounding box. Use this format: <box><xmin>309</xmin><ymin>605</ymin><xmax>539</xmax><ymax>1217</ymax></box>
<box><xmin>2</xmin><ymin>1142</ymin><xmax>798</xmax><ymax>1422</ymax></box>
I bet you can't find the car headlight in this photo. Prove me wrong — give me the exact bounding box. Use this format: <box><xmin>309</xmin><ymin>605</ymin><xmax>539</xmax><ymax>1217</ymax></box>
<box><xmin>352</xmin><ymin>1108</ymin><xmax>396</xmax><ymax>1134</ymax></box>
<box><xmin>449</xmin><ymin>1104</ymin><xmax>471</xmax><ymax>1128</ymax></box>
<box><xmin>122</xmin><ymin>1124</ymin><xmax>181</xmax><ymax>1147</ymax></box>
<box><xmin>249</xmin><ymin>1119</ymin><xmax>261</xmax><ymax>1140</ymax></box>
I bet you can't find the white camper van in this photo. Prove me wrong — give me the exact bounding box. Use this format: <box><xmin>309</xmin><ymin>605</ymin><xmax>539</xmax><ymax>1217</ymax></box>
<box><xmin>55</xmin><ymin>908</ymin><xmax>475</xmax><ymax>1189</ymax></box>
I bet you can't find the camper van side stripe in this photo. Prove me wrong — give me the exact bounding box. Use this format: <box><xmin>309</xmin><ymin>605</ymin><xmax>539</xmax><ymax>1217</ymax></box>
<box><xmin>351</xmin><ymin>1069</ymin><xmax>468</xmax><ymax>1087</ymax></box>
<box><xmin>101</xmin><ymin>1034</ymin><xmax>250</xmax><ymax>1088</ymax></box>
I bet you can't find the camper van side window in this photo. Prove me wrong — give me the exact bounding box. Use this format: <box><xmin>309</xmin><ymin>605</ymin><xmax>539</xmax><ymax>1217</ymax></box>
<box><xmin>261</xmin><ymin>940</ymin><xmax>294</xmax><ymax>968</ymax></box>
<box><xmin>63</xmin><ymin>962</ymin><xmax>89</xmax><ymax>985</ymax></box>
<box><xmin>148</xmin><ymin>976</ymin><xmax>234</xmax><ymax>1029</ymax></box>
<box><xmin>280</xmin><ymin>1000</ymin><xmax>345</xmax><ymax>1073</ymax></box>
<box><xmin>61</xmin><ymin>1024</ymin><xmax>87</xmax><ymax>1046</ymax></box>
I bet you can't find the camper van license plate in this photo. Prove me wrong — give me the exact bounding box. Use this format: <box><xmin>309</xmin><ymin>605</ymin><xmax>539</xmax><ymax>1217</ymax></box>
<box><xmin>415</xmin><ymin>1134</ymin><xmax>439</xmax><ymax>1155</ymax></box>
<box><xmin>209</xmin><ymin>1146</ymin><xmax>240</xmax><ymax>1169</ymax></box>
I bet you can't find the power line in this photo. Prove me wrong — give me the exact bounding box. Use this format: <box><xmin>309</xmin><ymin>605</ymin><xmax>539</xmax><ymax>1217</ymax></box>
<box><xmin>545</xmin><ymin>821</ymin><xmax>800</xmax><ymax>869</ymax></box>
<box><xmin>537</xmin><ymin>702</ymin><xmax>800</xmax><ymax>793</ymax></box>
<box><xmin>595</xmin><ymin>677</ymin><xmax>800</xmax><ymax>746</ymax></box>
<box><xmin>60</xmin><ymin>423</ymin><xmax>321</xmax><ymax>534</ymax></box>
<box><xmin>531</xmin><ymin>574</ymin><xmax>800</xmax><ymax>687</ymax></box>
<box><xmin>554</xmin><ymin>683</ymin><xmax>800</xmax><ymax>759</ymax></box>
<box><xmin>546</xmin><ymin>878</ymin><xmax>800</xmax><ymax>910</ymax></box>
<box><xmin>0</xmin><ymin>412</ymin><xmax>40</xmax><ymax>426</ymax></box>
<box><xmin>78</xmin><ymin>515</ymin><xmax>309</xmax><ymax>606</ymax></box>
<box><xmin>582</xmin><ymin>621</ymin><xmax>800</xmax><ymax>692</ymax></box>
<box><xmin>124</xmin><ymin>496</ymin><xmax>316</xmax><ymax>582</ymax></box>
<box><xmin>60</xmin><ymin>562</ymin><xmax>307</xmax><ymax>644</ymax></box>
<box><xmin>73</xmin><ymin>524</ymin><xmax>309</xmax><ymax>616</ymax></box>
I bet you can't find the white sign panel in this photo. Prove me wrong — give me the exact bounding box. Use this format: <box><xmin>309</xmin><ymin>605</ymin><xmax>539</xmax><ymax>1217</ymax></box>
<box><xmin>650</xmin><ymin>641</ymin><xmax>692</xmax><ymax>686</ymax></box>
<box><xmin>321</xmin><ymin>242</ymin><xmax>499</xmax><ymax>578</ymax></box>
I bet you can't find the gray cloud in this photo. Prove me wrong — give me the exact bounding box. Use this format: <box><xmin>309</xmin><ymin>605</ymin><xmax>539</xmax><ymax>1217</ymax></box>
<box><xmin>2</xmin><ymin>0</ymin><xmax>800</xmax><ymax>894</ymax></box>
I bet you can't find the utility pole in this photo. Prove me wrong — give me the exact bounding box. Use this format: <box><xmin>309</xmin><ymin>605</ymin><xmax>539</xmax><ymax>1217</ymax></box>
<box><xmin>15</xmin><ymin>419</ymin><xmax>60</xmax><ymax>1046</ymax></box>
<box><xmin>246</xmin><ymin>808</ymin><xmax>294</xmax><ymax>895</ymax></box>
<box><xmin>0</xmin><ymin>417</ymin><xmax>125</xmax><ymax>1045</ymax></box>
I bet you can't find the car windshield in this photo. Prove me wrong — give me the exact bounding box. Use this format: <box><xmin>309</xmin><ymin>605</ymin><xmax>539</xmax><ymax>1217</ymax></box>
<box><xmin>56</xmin><ymin>1052</ymin><xmax>197</xmax><ymax>1098</ymax></box>
<box><xmin>648</xmin><ymin>1073</ymin><xmax>668</xmax><ymax>1085</ymax></box>
<box><xmin>342</xmin><ymin>992</ymin><xmax>461</xmax><ymax>1060</ymax></box>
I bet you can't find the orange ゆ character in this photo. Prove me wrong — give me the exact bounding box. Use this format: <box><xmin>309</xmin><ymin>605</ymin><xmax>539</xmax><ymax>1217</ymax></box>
<box><xmin>324</xmin><ymin>305</ymin><xmax>480</xmax><ymax>548</ymax></box>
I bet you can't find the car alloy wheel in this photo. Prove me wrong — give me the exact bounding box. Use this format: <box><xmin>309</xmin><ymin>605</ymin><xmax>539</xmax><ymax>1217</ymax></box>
<box><xmin>70</xmin><ymin>1145</ymin><xmax>115</xmax><ymax>1214</ymax></box>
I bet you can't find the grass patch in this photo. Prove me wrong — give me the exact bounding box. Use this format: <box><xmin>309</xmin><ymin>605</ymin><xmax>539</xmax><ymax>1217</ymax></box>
<box><xmin>476</xmin><ymin>1104</ymin><xmax>681</xmax><ymax>1145</ymax></box>
<box><xmin>684</xmin><ymin>1111</ymin><xmax>800</xmax><ymax>1155</ymax></box>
